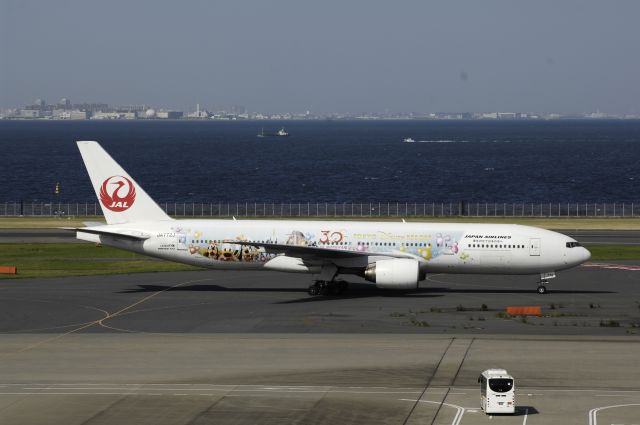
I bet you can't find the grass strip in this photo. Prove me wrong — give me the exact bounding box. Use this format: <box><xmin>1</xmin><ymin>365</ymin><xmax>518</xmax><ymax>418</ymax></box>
<box><xmin>0</xmin><ymin>243</ymin><xmax>199</xmax><ymax>279</ymax></box>
<box><xmin>0</xmin><ymin>243</ymin><xmax>637</xmax><ymax>279</ymax></box>
<box><xmin>584</xmin><ymin>244</ymin><xmax>640</xmax><ymax>261</ymax></box>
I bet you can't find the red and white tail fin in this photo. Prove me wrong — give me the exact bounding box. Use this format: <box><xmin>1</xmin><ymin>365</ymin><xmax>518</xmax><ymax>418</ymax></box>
<box><xmin>77</xmin><ymin>141</ymin><xmax>172</xmax><ymax>224</ymax></box>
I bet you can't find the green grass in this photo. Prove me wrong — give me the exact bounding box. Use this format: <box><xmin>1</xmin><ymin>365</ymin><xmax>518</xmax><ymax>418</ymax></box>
<box><xmin>0</xmin><ymin>243</ymin><xmax>636</xmax><ymax>279</ymax></box>
<box><xmin>0</xmin><ymin>243</ymin><xmax>199</xmax><ymax>279</ymax></box>
<box><xmin>0</xmin><ymin>217</ymin><xmax>102</xmax><ymax>228</ymax></box>
<box><xmin>585</xmin><ymin>244</ymin><xmax>640</xmax><ymax>261</ymax></box>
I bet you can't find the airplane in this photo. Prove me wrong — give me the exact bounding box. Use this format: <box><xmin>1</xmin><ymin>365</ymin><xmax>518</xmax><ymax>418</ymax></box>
<box><xmin>72</xmin><ymin>141</ymin><xmax>591</xmax><ymax>296</ymax></box>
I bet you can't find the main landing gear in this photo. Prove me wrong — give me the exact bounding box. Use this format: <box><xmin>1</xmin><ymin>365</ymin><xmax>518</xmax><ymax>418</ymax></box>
<box><xmin>308</xmin><ymin>264</ymin><xmax>348</xmax><ymax>296</ymax></box>
<box><xmin>536</xmin><ymin>271</ymin><xmax>556</xmax><ymax>294</ymax></box>
<box><xmin>308</xmin><ymin>280</ymin><xmax>349</xmax><ymax>296</ymax></box>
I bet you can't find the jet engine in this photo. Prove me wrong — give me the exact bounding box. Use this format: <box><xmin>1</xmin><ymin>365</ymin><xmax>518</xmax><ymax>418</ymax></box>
<box><xmin>364</xmin><ymin>258</ymin><xmax>420</xmax><ymax>289</ymax></box>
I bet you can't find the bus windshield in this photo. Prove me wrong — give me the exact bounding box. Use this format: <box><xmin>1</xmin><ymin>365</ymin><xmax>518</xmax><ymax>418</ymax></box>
<box><xmin>489</xmin><ymin>378</ymin><xmax>513</xmax><ymax>393</ymax></box>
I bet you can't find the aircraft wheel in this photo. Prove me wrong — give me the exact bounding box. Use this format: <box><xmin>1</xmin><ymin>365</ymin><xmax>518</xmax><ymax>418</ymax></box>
<box><xmin>308</xmin><ymin>282</ymin><xmax>321</xmax><ymax>296</ymax></box>
<box><xmin>537</xmin><ymin>285</ymin><xmax>547</xmax><ymax>294</ymax></box>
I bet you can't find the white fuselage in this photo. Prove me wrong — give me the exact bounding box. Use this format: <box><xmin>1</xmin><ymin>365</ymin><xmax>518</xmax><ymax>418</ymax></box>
<box><xmin>77</xmin><ymin>220</ymin><xmax>591</xmax><ymax>279</ymax></box>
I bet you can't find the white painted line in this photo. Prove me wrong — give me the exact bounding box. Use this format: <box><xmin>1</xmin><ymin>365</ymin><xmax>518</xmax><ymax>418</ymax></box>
<box><xmin>1</xmin><ymin>383</ymin><xmax>419</xmax><ymax>390</ymax></box>
<box><xmin>0</xmin><ymin>392</ymin><xmax>159</xmax><ymax>396</ymax></box>
<box><xmin>527</xmin><ymin>389</ymin><xmax>640</xmax><ymax>393</ymax></box>
<box><xmin>595</xmin><ymin>394</ymin><xmax>634</xmax><ymax>397</ymax></box>
<box><xmin>5</xmin><ymin>388</ymin><xmax>420</xmax><ymax>395</ymax></box>
<box><xmin>399</xmin><ymin>399</ymin><xmax>466</xmax><ymax>425</ymax></box>
<box><xmin>589</xmin><ymin>403</ymin><xmax>640</xmax><ymax>425</ymax></box>
<box><xmin>522</xmin><ymin>407</ymin><xmax>528</xmax><ymax>425</ymax></box>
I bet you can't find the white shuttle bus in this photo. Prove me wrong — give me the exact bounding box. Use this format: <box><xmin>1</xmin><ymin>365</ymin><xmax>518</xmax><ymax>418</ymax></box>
<box><xmin>479</xmin><ymin>368</ymin><xmax>515</xmax><ymax>414</ymax></box>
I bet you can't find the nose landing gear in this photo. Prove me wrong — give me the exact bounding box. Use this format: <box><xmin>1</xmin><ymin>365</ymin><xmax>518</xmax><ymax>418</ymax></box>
<box><xmin>536</xmin><ymin>272</ymin><xmax>556</xmax><ymax>294</ymax></box>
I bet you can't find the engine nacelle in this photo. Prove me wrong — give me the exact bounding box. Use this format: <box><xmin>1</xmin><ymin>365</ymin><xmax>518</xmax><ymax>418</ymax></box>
<box><xmin>364</xmin><ymin>258</ymin><xmax>420</xmax><ymax>289</ymax></box>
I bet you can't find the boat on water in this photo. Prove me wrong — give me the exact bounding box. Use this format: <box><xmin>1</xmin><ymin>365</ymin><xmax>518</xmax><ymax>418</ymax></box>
<box><xmin>276</xmin><ymin>127</ymin><xmax>289</xmax><ymax>137</ymax></box>
<box><xmin>257</xmin><ymin>127</ymin><xmax>290</xmax><ymax>138</ymax></box>
<box><xmin>403</xmin><ymin>137</ymin><xmax>416</xmax><ymax>143</ymax></box>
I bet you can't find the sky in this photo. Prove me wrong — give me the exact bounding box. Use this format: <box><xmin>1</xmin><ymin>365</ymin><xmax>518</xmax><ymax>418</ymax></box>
<box><xmin>1</xmin><ymin>0</ymin><xmax>639</xmax><ymax>114</ymax></box>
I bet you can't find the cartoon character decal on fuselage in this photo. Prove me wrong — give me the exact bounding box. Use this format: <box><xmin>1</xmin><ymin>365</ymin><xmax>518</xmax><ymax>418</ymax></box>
<box><xmin>180</xmin><ymin>227</ymin><xmax>464</xmax><ymax>265</ymax></box>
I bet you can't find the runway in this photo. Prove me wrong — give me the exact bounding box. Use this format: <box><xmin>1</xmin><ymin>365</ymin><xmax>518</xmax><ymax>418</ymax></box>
<box><xmin>1</xmin><ymin>228</ymin><xmax>640</xmax><ymax>245</ymax></box>
<box><xmin>1</xmin><ymin>266</ymin><xmax>640</xmax><ymax>424</ymax></box>
<box><xmin>1</xmin><ymin>264</ymin><xmax>640</xmax><ymax>334</ymax></box>
<box><xmin>560</xmin><ymin>229</ymin><xmax>640</xmax><ymax>245</ymax></box>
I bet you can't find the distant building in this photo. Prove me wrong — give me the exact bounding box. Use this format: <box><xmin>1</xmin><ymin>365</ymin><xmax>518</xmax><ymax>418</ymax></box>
<box><xmin>434</xmin><ymin>112</ymin><xmax>472</xmax><ymax>120</ymax></box>
<box><xmin>73</xmin><ymin>103</ymin><xmax>110</xmax><ymax>113</ymax></box>
<box><xmin>53</xmin><ymin>109</ymin><xmax>87</xmax><ymax>120</ymax></box>
<box><xmin>91</xmin><ymin>111</ymin><xmax>134</xmax><ymax>119</ymax></box>
<box><xmin>155</xmin><ymin>111</ymin><xmax>183</xmax><ymax>119</ymax></box>
<box><xmin>230</xmin><ymin>105</ymin><xmax>246</xmax><ymax>115</ymax></box>
<box><xmin>187</xmin><ymin>104</ymin><xmax>209</xmax><ymax>118</ymax></box>
<box><xmin>117</xmin><ymin>105</ymin><xmax>148</xmax><ymax>113</ymax></box>
<box><xmin>58</xmin><ymin>98</ymin><xmax>72</xmax><ymax>109</ymax></box>
<box><xmin>18</xmin><ymin>109</ymin><xmax>41</xmax><ymax>118</ymax></box>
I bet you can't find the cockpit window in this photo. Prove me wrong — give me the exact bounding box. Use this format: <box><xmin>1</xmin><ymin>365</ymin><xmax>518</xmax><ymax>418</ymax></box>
<box><xmin>566</xmin><ymin>242</ymin><xmax>581</xmax><ymax>248</ymax></box>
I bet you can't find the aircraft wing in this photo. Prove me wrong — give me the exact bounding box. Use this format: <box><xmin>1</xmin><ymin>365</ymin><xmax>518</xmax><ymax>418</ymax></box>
<box><xmin>223</xmin><ymin>240</ymin><xmax>416</xmax><ymax>260</ymax></box>
<box><xmin>63</xmin><ymin>227</ymin><xmax>151</xmax><ymax>241</ymax></box>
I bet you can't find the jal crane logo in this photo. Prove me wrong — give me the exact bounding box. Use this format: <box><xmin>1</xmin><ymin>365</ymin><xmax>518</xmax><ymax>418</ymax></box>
<box><xmin>99</xmin><ymin>175</ymin><xmax>136</xmax><ymax>212</ymax></box>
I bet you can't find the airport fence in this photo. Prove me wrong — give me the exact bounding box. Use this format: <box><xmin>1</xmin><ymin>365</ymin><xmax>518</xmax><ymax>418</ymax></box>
<box><xmin>1</xmin><ymin>201</ymin><xmax>640</xmax><ymax>218</ymax></box>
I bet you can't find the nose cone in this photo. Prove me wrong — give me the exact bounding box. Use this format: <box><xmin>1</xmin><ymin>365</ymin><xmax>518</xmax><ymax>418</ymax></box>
<box><xmin>580</xmin><ymin>247</ymin><xmax>592</xmax><ymax>263</ymax></box>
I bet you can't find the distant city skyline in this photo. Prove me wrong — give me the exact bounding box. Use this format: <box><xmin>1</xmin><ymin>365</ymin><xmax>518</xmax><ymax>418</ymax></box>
<box><xmin>2</xmin><ymin>1</ymin><xmax>639</xmax><ymax>114</ymax></box>
<box><xmin>4</xmin><ymin>96</ymin><xmax>636</xmax><ymax>121</ymax></box>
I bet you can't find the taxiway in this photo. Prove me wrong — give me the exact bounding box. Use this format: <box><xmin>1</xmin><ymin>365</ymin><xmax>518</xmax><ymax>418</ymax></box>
<box><xmin>1</xmin><ymin>265</ymin><xmax>640</xmax><ymax>424</ymax></box>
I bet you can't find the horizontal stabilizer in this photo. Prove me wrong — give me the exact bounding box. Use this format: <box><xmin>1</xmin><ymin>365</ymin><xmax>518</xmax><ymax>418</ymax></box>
<box><xmin>62</xmin><ymin>227</ymin><xmax>150</xmax><ymax>241</ymax></box>
<box><xmin>83</xmin><ymin>221</ymin><xmax>106</xmax><ymax>227</ymax></box>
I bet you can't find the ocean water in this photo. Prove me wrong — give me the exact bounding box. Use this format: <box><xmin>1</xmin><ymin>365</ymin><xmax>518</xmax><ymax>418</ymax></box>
<box><xmin>0</xmin><ymin>120</ymin><xmax>639</xmax><ymax>203</ymax></box>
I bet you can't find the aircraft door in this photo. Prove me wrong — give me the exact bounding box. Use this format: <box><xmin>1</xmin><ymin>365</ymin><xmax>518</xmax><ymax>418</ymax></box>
<box><xmin>529</xmin><ymin>238</ymin><xmax>541</xmax><ymax>256</ymax></box>
<box><xmin>176</xmin><ymin>234</ymin><xmax>188</xmax><ymax>251</ymax></box>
